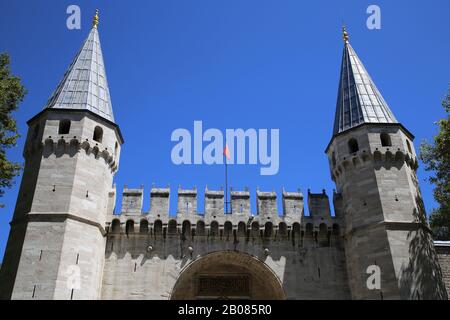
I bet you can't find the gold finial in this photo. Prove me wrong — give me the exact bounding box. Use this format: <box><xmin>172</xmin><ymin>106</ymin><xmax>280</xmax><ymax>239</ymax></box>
<box><xmin>342</xmin><ymin>26</ymin><xmax>349</xmax><ymax>43</ymax></box>
<box><xmin>93</xmin><ymin>9</ymin><xmax>99</xmax><ymax>28</ymax></box>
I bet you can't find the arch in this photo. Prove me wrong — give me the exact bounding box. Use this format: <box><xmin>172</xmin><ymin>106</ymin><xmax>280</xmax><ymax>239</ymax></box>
<box><xmin>278</xmin><ymin>222</ymin><xmax>287</xmax><ymax>239</ymax></box>
<box><xmin>69</xmin><ymin>138</ymin><xmax>79</xmax><ymax>150</ymax></box>
<box><xmin>224</xmin><ymin>221</ymin><xmax>233</xmax><ymax>239</ymax></box>
<box><xmin>58</xmin><ymin>119</ymin><xmax>71</xmax><ymax>135</ymax></box>
<box><xmin>385</xmin><ymin>151</ymin><xmax>394</xmax><ymax>161</ymax></box>
<box><xmin>251</xmin><ymin>221</ymin><xmax>259</xmax><ymax>238</ymax></box>
<box><xmin>210</xmin><ymin>221</ymin><xmax>219</xmax><ymax>237</ymax></box>
<box><xmin>318</xmin><ymin>223</ymin><xmax>329</xmax><ymax>246</ymax></box>
<box><xmin>81</xmin><ymin>140</ymin><xmax>91</xmax><ymax>152</ymax></box>
<box><xmin>111</xmin><ymin>219</ymin><xmax>120</xmax><ymax>233</ymax></box>
<box><xmin>170</xmin><ymin>251</ymin><xmax>286</xmax><ymax>300</ymax></box>
<box><xmin>264</xmin><ymin>222</ymin><xmax>273</xmax><ymax>239</ymax></box>
<box><xmin>380</xmin><ymin>133</ymin><xmax>392</xmax><ymax>147</ymax></box>
<box><xmin>196</xmin><ymin>220</ymin><xmax>206</xmax><ymax>236</ymax></box>
<box><xmin>319</xmin><ymin>223</ymin><xmax>328</xmax><ymax>236</ymax></box>
<box><xmin>374</xmin><ymin>150</ymin><xmax>382</xmax><ymax>163</ymax></box>
<box><xmin>332</xmin><ymin>224</ymin><xmax>340</xmax><ymax>236</ymax></box>
<box><xmin>237</xmin><ymin>222</ymin><xmax>247</xmax><ymax>237</ymax></box>
<box><xmin>168</xmin><ymin>220</ymin><xmax>178</xmax><ymax>235</ymax></box>
<box><xmin>395</xmin><ymin>151</ymin><xmax>405</xmax><ymax>163</ymax></box>
<box><xmin>139</xmin><ymin>219</ymin><xmax>149</xmax><ymax>234</ymax></box>
<box><xmin>332</xmin><ymin>151</ymin><xmax>337</xmax><ymax>167</ymax></box>
<box><xmin>115</xmin><ymin>141</ymin><xmax>119</xmax><ymax>155</ymax></box>
<box><xmin>292</xmin><ymin>222</ymin><xmax>301</xmax><ymax>236</ymax></box>
<box><xmin>182</xmin><ymin>220</ymin><xmax>191</xmax><ymax>239</ymax></box>
<box><xmin>361</xmin><ymin>153</ymin><xmax>370</xmax><ymax>162</ymax></box>
<box><xmin>101</xmin><ymin>149</ymin><xmax>111</xmax><ymax>162</ymax></box>
<box><xmin>154</xmin><ymin>220</ymin><xmax>163</xmax><ymax>236</ymax></box>
<box><xmin>93</xmin><ymin>126</ymin><xmax>103</xmax><ymax>143</ymax></box>
<box><xmin>305</xmin><ymin>223</ymin><xmax>314</xmax><ymax>237</ymax></box>
<box><xmin>44</xmin><ymin>138</ymin><xmax>54</xmax><ymax>152</ymax></box>
<box><xmin>57</xmin><ymin>138</ymin><xmax>66</xmax><ymax>149</ymax></box>
<box><xmin>125</xmin><ymin>220</ymin><xmax>134</xmax><ymax>234</ymax></box>
<box><xmin>348</xmin><ymin>138</ymin><xmax>359</xmax><ymax>154</ymax></box>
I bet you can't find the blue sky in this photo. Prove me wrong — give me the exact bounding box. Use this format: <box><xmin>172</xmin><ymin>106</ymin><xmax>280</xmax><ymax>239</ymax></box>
<box><xmin>0</xmin><ymin>0</ymin><xmax>449</xmax><ymax>261</ymax></box>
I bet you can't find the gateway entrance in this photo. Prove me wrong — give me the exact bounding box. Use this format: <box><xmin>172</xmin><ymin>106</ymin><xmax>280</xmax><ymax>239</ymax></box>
<box><xmin>170</xmin><ymin>251</ymin><xmax>286</xmax><ymax>300</ymax></box>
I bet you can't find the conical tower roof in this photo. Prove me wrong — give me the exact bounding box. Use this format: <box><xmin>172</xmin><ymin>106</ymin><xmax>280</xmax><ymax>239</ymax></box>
<box><xmin>44</xmin><ymin>10</ymin><xmax>115</xmax><ymax>122</ymax></box>
<box><xmin>333</xmin><ymin>27</ymin><xmax>397</xmax><ymax>135</ymax></box>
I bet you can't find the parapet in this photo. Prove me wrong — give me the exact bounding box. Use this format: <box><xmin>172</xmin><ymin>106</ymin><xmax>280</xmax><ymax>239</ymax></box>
<box><xmin>121</xmin><ymin>187</ymin><xmax>144</xmax><ymax>215</ymax></box>
<box><xmin>282</xmin><ymin>189</ymin><xmax>304</xmax><ymax>217</ymax></box>
<box><xmin>307</xmin><ymin>189</ymin><xmax>331</xmax><ymax>218</ymax></box>
<box><xmin>256</xmin><ymin>190</ymin><xmax>277</xmax><ymax>217</ymax></box>
<box><xmin>107</xmin><ymin>186</ymin><xmax>343</xmax><ymax>243</ymax></box>
<box><xmin>205</xmin><ymin>187</ymin><xmax>224</xmax><ymax>216</ymax></box>
<box><xmin>177</xmin><ymin>186</ymin><xmax>197</xmax><ymax>215</ymax></box>
<box><xmin>108</xmin><ymin>186</ymin><xmax>341</xmax><ymax>234</ymax></box>
<box><xmin>150</xmin><ymin>187</ymin><xmax>170</xmax><ymax>217</ymax></box>
<box><xmin>230</xmin><ymin>189</ymin><xmax>251</xmax><ymax>216</ymax></box>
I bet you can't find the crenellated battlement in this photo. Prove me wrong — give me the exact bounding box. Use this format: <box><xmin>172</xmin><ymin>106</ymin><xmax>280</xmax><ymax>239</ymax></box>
<box><xmin>330</xmin><ymin>148</ymin><xmax>419</xmax><ymax>183</ymax></box>
<box><xmin>24</xmin><ymin>135</ymin><xmax>119</xmax><ymax>172</ymax></box>
<box><xmin>106</xmin><ymin>186</ymin><xmax>343</xmax><ymax>240</ymax></box>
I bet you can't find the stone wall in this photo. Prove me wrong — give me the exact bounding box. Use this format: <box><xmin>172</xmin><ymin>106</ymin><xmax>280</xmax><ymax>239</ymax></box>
<box><xmin>435</xmin><ymin>242</ymin><xmax>450</xmax><ymax>299</ymax></box>
<box><xmin>101</xmin><ymin>187</ymin><xmax>350</xmax><ymax>300</ymax></box>
<box><xmin>102</xmin><ymin>228</ymin><xmax>349</xmax><ymax>299</ymax></box>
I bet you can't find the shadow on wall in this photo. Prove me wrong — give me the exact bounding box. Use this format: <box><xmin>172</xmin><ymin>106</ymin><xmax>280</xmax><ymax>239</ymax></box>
<box><xmin>398</xmin><ymin>196</ymin><xmax>448</xmax><ymax>300</ymax></box>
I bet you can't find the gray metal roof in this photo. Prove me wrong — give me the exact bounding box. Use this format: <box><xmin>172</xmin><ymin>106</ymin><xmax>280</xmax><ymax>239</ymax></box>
<box><xmin>333</xmin><ymin>40</ymin><xmax>397</xmax><ymax>135</ymax></box>
<box><xmin>44</xmin><ymin>26</ymin><xmax>115</xmax><ymax>122</ymax></box>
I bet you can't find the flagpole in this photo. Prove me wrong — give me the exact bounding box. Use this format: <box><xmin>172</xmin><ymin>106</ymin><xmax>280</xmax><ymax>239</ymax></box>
<box><xmin>225</xmin><ymin>156</ymin><xmax>228</xmax><ymax>214</ymax></box>
<box><xmin>224</xmin><ymin>144</ymin><xmax>230</xmax><ymax>214</ymax></box>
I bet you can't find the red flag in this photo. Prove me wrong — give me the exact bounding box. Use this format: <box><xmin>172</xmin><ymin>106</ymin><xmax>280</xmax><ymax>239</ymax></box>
<box><xmin>223</xmin><ymin>144</ymin><xmax>231</xmax><ymax>160</ymax></box>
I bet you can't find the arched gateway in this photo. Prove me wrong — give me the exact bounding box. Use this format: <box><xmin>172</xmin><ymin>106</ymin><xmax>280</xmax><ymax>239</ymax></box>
<box><xmin>170</xmin><ymin>251</ymin><xmax>286</xmax><ymax>300</ymax></box>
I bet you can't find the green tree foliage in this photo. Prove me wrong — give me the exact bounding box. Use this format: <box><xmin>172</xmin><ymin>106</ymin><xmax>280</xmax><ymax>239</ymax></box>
<box><xmin>0</xmin><ymin>53</ymin><xmax>26</xmax><ymax>207</ymax></box>
<box><xmin>420</xmin><ymin>87</ymin><xmax>450</xmax><ymax>240</ymax></box>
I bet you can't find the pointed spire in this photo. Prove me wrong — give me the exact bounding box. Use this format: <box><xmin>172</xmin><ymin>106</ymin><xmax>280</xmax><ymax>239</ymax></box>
<box><xmin>44</xmin><ymin>10</ymin><xmax>115</xmax><ymax>122</ymax></box>
<box><xmin>93</xmin><ymin>9</ymin><xmax>99</xmax><ymax>29</ymax></box>
<box><xmin>342</xmin><ymin>25</ymin><xmax>349</xmax><ymax>43</ymax></box>
<box><xmin>333</xmin><ymin>28</ymin><xmax>397</xmax><ymax>135</ymax></box>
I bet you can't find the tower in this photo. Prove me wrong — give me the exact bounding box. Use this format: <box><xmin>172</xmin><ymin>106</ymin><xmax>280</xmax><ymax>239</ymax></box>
<box><xmin>326</xmin><ymin>28</ymin><xmax>447</xmax><ymax>299</ymax></box>
<box><xmin>0</xmin><ymin>11</ymin><xmax>123</xmax><ymax>299</ymax></box>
